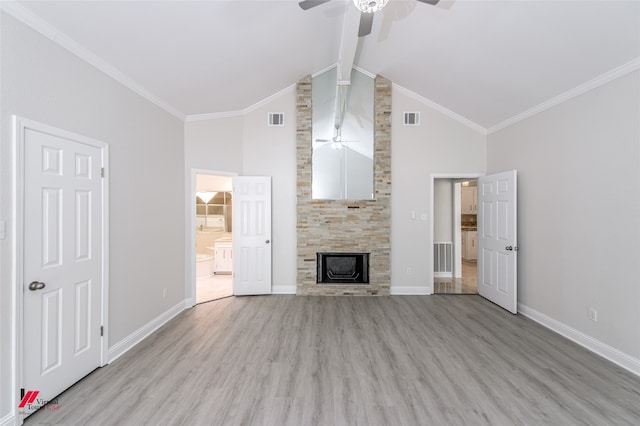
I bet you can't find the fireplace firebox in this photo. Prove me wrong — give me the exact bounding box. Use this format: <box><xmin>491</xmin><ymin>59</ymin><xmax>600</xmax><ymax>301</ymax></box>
<box><xmin>317</xmin><ymin>252</ymin><xmax>369</xmax><ymax>284</ymax></box>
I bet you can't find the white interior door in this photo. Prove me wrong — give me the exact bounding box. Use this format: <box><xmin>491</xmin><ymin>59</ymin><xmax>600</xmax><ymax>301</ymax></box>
<box><xmin>22</xmin><ymin>127</ymin><xmax>104</xmax><ymax>416</ymax></box>
<box><xmin>477</xmin><ymin>170</ymin><xmax>518</xmax><ymax>314</ymax></box>
<box><xmin>232</xmin><ymin>176</ymin><xmax>272</xmax><ymax>295</ymax></box>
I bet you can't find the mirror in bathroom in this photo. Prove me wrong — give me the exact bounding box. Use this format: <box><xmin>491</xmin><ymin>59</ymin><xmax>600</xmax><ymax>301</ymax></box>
<box><xmin>312</xmin><ymin>67</ymin><xmax>374</xmax><ymax>200</ymax></box>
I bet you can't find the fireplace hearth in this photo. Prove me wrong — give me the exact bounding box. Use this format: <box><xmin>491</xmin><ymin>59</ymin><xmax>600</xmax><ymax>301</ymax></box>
<box><xmin>317</xmin><ymin>252</ymin><xmax>369</xmax><ymax>284</ymax></box>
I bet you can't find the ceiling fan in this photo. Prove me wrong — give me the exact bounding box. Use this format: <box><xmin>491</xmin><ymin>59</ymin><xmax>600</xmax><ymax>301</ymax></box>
<box><xmin>315</xmin><ymin>127</ymin><xmax>360</xmax><ymax>150</ymax></box>
<box><xmin>299</xmin><ymin>0</ymin><xmax>440</xmax><ymax>37</ymax></box>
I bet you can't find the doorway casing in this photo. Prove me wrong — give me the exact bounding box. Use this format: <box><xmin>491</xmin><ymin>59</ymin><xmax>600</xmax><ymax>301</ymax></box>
<box><xmin>429</xmin><ymin>172</ymin><xmax>483</xmax><ymax>295</ymax></box>
<box><xmin>186</xmin><ymin>168</ymin><xmax>237</xmax><ymax>307</ymax></box>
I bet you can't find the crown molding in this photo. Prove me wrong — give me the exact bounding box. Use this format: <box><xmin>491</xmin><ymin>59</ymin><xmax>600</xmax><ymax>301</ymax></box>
<box><xmin>185</xmin><ymin>84</ymin><xmax>296</xmax><ymax>122</ymax></box>
<box><xmin>487</xmin><ymin>57</ymin><xmax>640</xmax><ymax>135</ymax></box>
<box><xmin>185</xmin><ymin>110</ymin><xmax>244</xmax><ymax>122</ymax></box>
<box><xmin>2</xmin><ymin>2</ymin><xmax>186</xmax><ymax>121</ymax></box>
<box><xmin>243</xmin><ymin>83</ymin><xmax>296</xmax><ymax>114</ymax></box>
<box><xmin>393</xmin><ymin>84</ymin><xmax>488</xmax><ymax>135</ymax></box>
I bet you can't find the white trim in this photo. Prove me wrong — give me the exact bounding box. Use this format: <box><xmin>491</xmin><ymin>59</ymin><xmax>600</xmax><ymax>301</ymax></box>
<box><xmin>272</xmin><ymin>285</ymin><xmax>296</xmax><ymax>295</ymax></box>
<box><xmin>185</xmin><ymin>84</ymin><xmax>296</xmax><ymax>122</ymax></box>
<box><xmin>311</xmin><ymin>63</ymin><xmax>338</xmax><ymax>78</ymax></box>
<box><xmin>0</xmin><ymin>413</ymin><xmax>15</xmax><ymax>426</ymax></box>
<box><xmin>518</xmin><ymin>304</ymin><xmax>640</xmax><ymax>378</ymax></box>
<box><xmin>429</xmin><ymin>173</ymin><xmax>484</xmax><ymax>296</ymax></box>
<box><xmin>434</xmin><ymin>272</ymin><xmax>453</xmax><ymax>278</ymax></box>
<box><xmin>12</xmin><ymin>116</ymin><xmax>110</xmax><ymax>426</ymax></box>
<box><xmin>390</xmin><ymin>286</ymin><xmax>431</xmax><ymax>296</ymax></box>
<box><xmin>244</xmin><ymin>84</ymin><xmax>295</xmax><ymax>114</ymax></box>
<box><xmin>393</xmin><ymin>84</ymin><xmax>488</xmax><ymax>135</ymax></box>
<box><xmin>487</xmin><ymin>57</ymin><xmax>640</xmax><ymax>134</ymax></box>
<box><xmin>187</xmin><ymin>169</ymin><xmax>238</xmax><ymax>307</ymax></box>
<box><xmin>353</xmin><ymin>65</ymin><xmax>377</xmax><ymax>80</ymax></box>
<box><xmin>1</xmin><ymin>2</ymin><xmax>185</xmax><ymax>121</ymax></box>
<box><xmin>185</xmin><ymin>110</ymin><xmax>244</xmax><ymax>122</ymax></box>
<box><xmin>108</xmin><ymin>301</ymin><xmax>186</xmax><ymax>363</ymax></box>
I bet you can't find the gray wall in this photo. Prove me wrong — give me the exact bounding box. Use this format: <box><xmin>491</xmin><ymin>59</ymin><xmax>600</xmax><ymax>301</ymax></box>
<box><xmin>487</xmin><ymin>70</ymin><xmax>640</xmax><ymax>360</ymax></box>
<box><xmin>434</xmin><ymin>179</ymin><xmax>454</xmax><ymax>243</ymax></box>
<box><xmin>391</xmin><ymin>88</ymin><xmax>487</xmax><ymax>292</ymax></box>
<box><xmin>1</xmin><ymin>12</ymin><xmax>185</xmax><ymax>419</ymax></box>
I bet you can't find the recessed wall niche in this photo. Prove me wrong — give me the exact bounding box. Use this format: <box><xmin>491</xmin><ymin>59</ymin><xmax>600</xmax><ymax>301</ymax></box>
<box><xmin>312</xmin><ymin>68</ymin><xmax>374</xmax><ymax>200</ymax></box>
<box><xmin>296</xmin><ymin>73</ymin><xmax>391</xmax><ymax>296</ymax></box>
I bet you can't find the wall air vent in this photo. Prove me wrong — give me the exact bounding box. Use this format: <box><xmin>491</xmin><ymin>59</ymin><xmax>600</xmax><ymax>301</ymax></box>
<box><xmin>268</xmin><ymin>112</ymin><xmax>284</xmax><ymax>126</ymax></box>
<box><xmin>403</xmin><ymin>112</ymin><xmax>420</xmax><ymax>126</ymax></box>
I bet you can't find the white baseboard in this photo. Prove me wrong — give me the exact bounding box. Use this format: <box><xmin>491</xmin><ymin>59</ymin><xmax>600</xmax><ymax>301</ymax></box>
<box><xmin>1</xmin><ymin>413</ymin><xmax>15</xmax><ymax>426</ymax></box>
<box><xmin>390</xmin><ymin>286</ymin><xmax>432</xmax><ymax>296</ymax></box>
<box><xmin>434</xmin><ymin>272</ymin><xmax>452</xmax><ymax>278</ymax></box>
<box><xmin>108</xmin><ymin>300</ymin><xmax>186</xmax><ymax>363</ymax></box>
<box><xmin>272</xmin><ymin>285</ymin><xmax>296</xmax><ymax>295</ymax></box>
<box><xmin>518</xmin><ymin>303</ymin><xmax>640</xmax><ymax>378</ymax></box>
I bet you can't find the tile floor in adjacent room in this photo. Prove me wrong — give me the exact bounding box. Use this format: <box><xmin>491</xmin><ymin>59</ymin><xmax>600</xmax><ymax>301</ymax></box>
<box><xmin>196</xmin><ymin>273</ymin><xmax>233</xmax><ymax>303</ymax></box>
<box><xmin>434</xmin><ymin>260</ymin><xmax>477</xmax><ymax>294</ymax></box>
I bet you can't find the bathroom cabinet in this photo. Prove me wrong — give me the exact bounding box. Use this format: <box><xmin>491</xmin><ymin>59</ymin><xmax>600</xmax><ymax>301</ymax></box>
<box><xmin>215</xmin><ymin>240</ymin><xmax>233</xmax><ymax>274</ymax></box>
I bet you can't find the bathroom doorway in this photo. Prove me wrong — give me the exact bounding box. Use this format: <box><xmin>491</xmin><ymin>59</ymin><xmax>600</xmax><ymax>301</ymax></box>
<box><xmin>431</xmin><ymin>174</ymin><xmax>481</xmax><ymax>294</ymax></box>
<box><xmin>194</xmin><ymin>172</ymin><xmax>234</xmax><ymax>303</ymax></box>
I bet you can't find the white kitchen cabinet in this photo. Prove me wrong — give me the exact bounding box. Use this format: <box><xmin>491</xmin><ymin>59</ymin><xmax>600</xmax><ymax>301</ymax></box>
<box><xmin>461</xmin><ymin>186</ymin><xmax>477</xmax><ymax>214</ymax></box>
<box><xmin>214</xmin><ymin>240</ymin><xmax>233</xmax><ymax>274</ymax></box>
<box><xmin>462</xmin><ymin>230</ymin><xmax>478</xmax><ymax>261</ymax></box>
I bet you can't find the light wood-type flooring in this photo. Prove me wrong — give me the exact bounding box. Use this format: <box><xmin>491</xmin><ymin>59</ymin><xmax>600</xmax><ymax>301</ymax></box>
<box><xmin>26</xmin><ymin>295</ymin><xmax>640</xmax><ymax>425</ymax></box>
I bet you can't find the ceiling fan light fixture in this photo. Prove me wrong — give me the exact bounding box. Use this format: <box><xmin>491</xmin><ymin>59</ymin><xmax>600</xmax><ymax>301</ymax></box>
<box><xmin>353</xmin><ymin>0</ymin><xmax>388</xmax><ymax>13</ymax></box>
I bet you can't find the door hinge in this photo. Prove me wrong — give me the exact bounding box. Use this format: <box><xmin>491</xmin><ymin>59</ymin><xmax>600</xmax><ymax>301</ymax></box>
<box><xmin>100</xmin><ymin>325</ymin><xmax>104</xmax><ymax>337</ymax></box>
<box><xmin>101</xmin><ymin>167</ymin><xmax>105</xmax><ymax>178</ymax></box>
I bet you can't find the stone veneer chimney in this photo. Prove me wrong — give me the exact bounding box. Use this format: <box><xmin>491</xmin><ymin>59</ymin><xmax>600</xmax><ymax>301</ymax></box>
<box><xmin>296</xmin><ymin>75</ymin><xmax>392</xmax><ymax>296</ymax></box>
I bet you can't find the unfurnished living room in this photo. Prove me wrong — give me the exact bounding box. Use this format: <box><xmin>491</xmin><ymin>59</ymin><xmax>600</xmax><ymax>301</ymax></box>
<box><xmin>1</xmin><ymin>1</ymin><xmax>639</xmax><ymax>425</ymax></box>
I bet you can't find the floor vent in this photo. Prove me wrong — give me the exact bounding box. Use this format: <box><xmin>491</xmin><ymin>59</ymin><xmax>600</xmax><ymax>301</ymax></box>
<box><xmin>434</xmin><ymin>242</ymin><xmax>452</xmax><ymax>277</ymax></box>
<box><xmin>268</xmin><ymin>112</ymin><xmax>284</xmax><ymax>126</ymax></box>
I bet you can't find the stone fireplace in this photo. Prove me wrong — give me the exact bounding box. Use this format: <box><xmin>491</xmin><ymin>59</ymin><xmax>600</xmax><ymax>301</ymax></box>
<box><xmin>296</xmin><ymin>74</ymin><xmax>391</xmax><ymax>296</ymax></box>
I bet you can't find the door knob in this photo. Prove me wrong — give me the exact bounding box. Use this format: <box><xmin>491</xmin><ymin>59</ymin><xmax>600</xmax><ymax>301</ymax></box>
<box><xmin>28</xmin><ymin>281</ymin><xmax>46</xmax><ymax>291</ymax></box>
<box><xmin>265</xmin><ymin>240</ymin><xmax>270</xmax><ymax>244</ymax></box>
<box><xmin>505</xmin><ymin>246</ymin><xmax>513</xmax><ymax>251</ymax></box>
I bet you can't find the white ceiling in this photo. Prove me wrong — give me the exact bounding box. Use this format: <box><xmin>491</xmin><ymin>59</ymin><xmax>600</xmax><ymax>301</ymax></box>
<box><xmin>9</xmin><ymin>0</ymin><xmax>640</xmax><ymax>130</ymax></box>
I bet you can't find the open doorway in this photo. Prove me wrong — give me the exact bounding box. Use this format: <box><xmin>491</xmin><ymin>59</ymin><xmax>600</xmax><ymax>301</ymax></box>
<box><xmin>195</xmin><ymin>173</ymin><xmax>234</xmax><ymax>303</ymax></box>
<box><xmin>432</xmin><ymin>176</ymin><xmax>479</xmax><ymax>294</ymax></box>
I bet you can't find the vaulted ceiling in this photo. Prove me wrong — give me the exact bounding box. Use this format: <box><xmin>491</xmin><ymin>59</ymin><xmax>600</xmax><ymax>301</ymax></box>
<box><xmin>8</xmin><ymin>0</ymin><xmax>640</xmax><ymax>130</ymax></box>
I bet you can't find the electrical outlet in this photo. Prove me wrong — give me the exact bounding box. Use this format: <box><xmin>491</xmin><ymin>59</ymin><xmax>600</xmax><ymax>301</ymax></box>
<box><xmin>588</xmin><ymin>307</ymin><xmax>598</xmax><ymax>322</ymax></box>
<box><xmin>162</xmin><ymin>288</ymin><xmax>168</xmax><ymax>298</ymax></box>
<box><xmin>406</xmin><ymin>267</ymin><xmax>413</xmax><ymax>275</ymax></box>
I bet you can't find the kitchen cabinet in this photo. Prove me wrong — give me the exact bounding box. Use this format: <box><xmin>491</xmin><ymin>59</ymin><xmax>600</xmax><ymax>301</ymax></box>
<box><xmin>462</xmin><ymin>186</ymin><xmax>477</xmax><ymax>214</ymax></box>
<box><xmin>214</xmin><ymin>239</ymin><xmax>233</xmax><ymax>274</ymax></box>
<box><xmin>462</xmin><ymin>230</ymin><xmax>477</xmax><ymax>261</ymax></box>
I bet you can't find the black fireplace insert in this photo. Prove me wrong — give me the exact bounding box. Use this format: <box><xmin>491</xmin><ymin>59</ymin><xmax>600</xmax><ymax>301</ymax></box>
<box><xmin>317</xmin><ymin>252</ymin><xmax>369</xmax><ymax>284</ymax></box>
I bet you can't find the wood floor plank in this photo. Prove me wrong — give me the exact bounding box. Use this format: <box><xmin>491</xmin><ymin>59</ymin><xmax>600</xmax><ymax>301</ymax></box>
<box><xmin>25</xmin><ymin>295</ymin><xmax>640</xmax><ymax>425</ymax></box>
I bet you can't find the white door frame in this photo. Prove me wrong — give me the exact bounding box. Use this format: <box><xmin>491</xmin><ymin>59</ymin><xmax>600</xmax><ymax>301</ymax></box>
<box><xmin>429</xmin><ymin>172</ymin><xmax>483</xmax><ymax>295</ymax></box>
<box><xmin>186</xmin><ymin>168</ymin><xmax>237</xmax><ymax>307</ymax></box>
<box><xmin>12</xmin><ymin>116</ymin><xmax>110</xmax><ymax>423</ymax></box>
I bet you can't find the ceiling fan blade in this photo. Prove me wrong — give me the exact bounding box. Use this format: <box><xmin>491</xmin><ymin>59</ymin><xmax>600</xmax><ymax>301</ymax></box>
<box><xmin>358</xmin><ymin>12</ymin><xmax>374</xmax><ymax>37</ymax></box>
<box><xmin>298</xmin><ymin>0</ymin><xmax>332</xmax><ymax>10</ymax></box>
<box><xmin>416</xmin><ymin>0</ymin><xmax>440</xmax><ymax>5</ymax></box>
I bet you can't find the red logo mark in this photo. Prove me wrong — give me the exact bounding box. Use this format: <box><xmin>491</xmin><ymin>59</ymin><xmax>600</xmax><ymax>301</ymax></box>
<box><xmin>18</xmin><ymin>390</ymin><xmax>39</xmax><ymax>409</ymax></box>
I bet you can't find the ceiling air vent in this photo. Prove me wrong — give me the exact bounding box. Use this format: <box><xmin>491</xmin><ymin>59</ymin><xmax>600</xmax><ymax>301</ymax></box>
<box><xmin>403</xmin><ymin>112</ymin><xmax>420</xmax><ymax>126</ymax></box>
<box><xmin>268</xmin><ymin>113</ymin><xmax>284</xmax><ymax>126</ymax></box>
